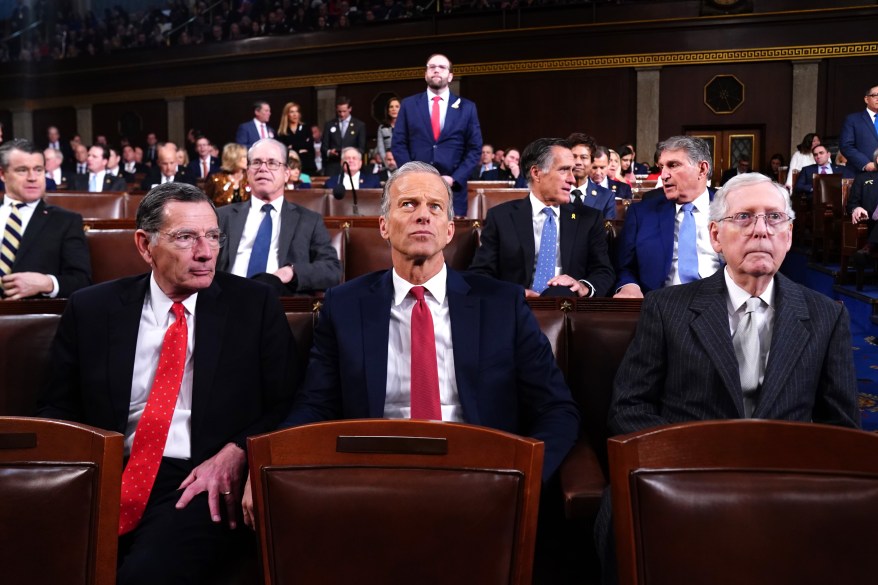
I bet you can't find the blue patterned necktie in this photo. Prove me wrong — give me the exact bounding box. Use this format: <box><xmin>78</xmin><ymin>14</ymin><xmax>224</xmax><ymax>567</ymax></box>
<box><xmin>246</xmin><ymin>204</ymin><xmax>274</xmax><ymax>277</ymax></box>
<box><xmin>678</xmin><ymin>202</ymin><xmax>700</xmax><ymax>283</ymax></box>
<box><xmin>532</xmin><ymin>207</ymin><xmax>557</xmax><ymax>293</ymax></box>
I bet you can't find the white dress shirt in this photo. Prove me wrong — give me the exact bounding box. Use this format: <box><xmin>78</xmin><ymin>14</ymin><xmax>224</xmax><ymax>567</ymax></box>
<box><xmin>529</xmin><ymin>192</ymin><xmax>562</xmax><ymax>286</ymax></box>
<box><xmin>342</xmin><ymin>171</ymin><xmax>361</xmax><ymax>190</ymax></box>
<box><xmin>0</xmin><ymin>198</ymin><xmax>60</xmax><ymax>296</ymax></box>
<box><xmin>230</xmin><ymin>196</ymin><xmax>284</xmax><ymax>277</ymax></box>
<box><xmin>425</xmin><ymin>88</ymin><xmax>450</xmax><ymax>134</ymax></box>
<box><xmin>724</xmin><ymin>268</ymin><xmax>775</xmax><ymax>386</ymax></box>
<box><xmin>385</xmin><ymin>265</ymin><xmax>463</xmax><ymax>422</ymax></box>
<box><xmin>665</xmin><ymin>189</ymin><xmax>721</xmax><ymax>287</ymax></box>
<box><xmin>126</xmin><ymin>275</ymin><xmax>197</xmax><ymax>459</ymax></box>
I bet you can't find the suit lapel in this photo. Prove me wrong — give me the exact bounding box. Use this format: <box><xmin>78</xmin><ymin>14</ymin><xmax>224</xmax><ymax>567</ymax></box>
<box><xmin>108</xmin><ymin>276</ymin><xmax>151</xmax><ymax>431</ymax></box>
<box><xmin>688</xmin><ymin>271</ymin><xmax>746</xmax><ymax>416</ymax></box>
<box><xmin>361</xmin><ymin>273</ymin><xmax>393</xmax><ymax>417</ymax></box>
<box><xmin>226</xmin><ymin>202</ymin><xmax>249</xmax><ymax>263</ymax></box>
<box><xmin>277</xmin><ymin>202</ymin><xmax>299</xmax><ymax>265</ymax></box>
<box><xmin>865</xmin><ymin>111</ymin><xmax>878</xmax><ymax>141</ymax></box>
<box><xmin>15</xmin><ymin>200</ymin><xmax>48</xmax><ymax>265</ymax></box>
<box><xmin>190</xmin><ymin>278</ymin><xmax>228</xmax><ymax>441</ymax></box>
<box><xmin>658</xmin><ymin>197</ymin><xmax>677</xmax><ymax>279</ymax></box>
<box><xmin>414</xmin><ymin>93</ymin><xmax>433</xmax><ymax>142</ymax></box>
<box><xmin>558</xmin><ymin>204</ymin><xmax>578</xmax><ymax>275</ymax></box>
<box><xmin>447</xmin><ymin>270</ymin><xmax>481</xmax><ymax>424</ymax></box>
<box><xmin>754</xmin><ymin>274</ymin><xmax>810</xmax><ymax>417</ymax></box>
<box><xmin>511</xmin><ymin>197</ymin><xmax>537</xmax><ymax>285</ymax></box>
<box><xmin>440</xmin><ymin>93</ymin><xmax>460</xmax><ymax>140</ymax></box>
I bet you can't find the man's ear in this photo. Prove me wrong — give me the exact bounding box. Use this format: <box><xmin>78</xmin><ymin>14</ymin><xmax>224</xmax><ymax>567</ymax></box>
<box><xmin>134</xmin><ymin>230</ymin><xmax>155</xmax><ymax>268</ymax></box>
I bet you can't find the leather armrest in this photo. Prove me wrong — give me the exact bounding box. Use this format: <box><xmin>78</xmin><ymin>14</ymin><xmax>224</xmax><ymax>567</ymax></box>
<box><xmin>559</xmin><ymin>441</ymin><xmax>607</xmax><ymax>520</ymax></box>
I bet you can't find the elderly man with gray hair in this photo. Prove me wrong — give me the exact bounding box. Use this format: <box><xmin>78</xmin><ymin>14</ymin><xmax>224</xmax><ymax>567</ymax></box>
<box><xmin>614</xmin><ymin>135</ymin><xmax>722</xmax><ymax>297</ymax></box>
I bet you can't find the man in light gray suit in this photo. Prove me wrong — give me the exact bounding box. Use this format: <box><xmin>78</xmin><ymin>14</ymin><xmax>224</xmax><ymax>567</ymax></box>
<box><xmin>597</xmin><ymin>172</ymin><xmax>860</xmax><ymax>584</ymax></box>
<box><xmin>217</xmin><ymin>138</ymin><xmax>341</xmax><ymax>295</ymax></box>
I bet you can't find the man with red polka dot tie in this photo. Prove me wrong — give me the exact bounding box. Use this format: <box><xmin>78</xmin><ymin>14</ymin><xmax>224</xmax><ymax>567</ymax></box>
<box><xmin>39</xmin><ymin>182</ymin><xmax>296</xmax><ymax>585</ymax></box>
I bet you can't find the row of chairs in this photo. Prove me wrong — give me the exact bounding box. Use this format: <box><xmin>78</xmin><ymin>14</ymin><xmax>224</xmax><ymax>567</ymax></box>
<box><xmin>6</xmin><ymin>415</ymin><xmax>877</xmax><ymax>585</ymax></box>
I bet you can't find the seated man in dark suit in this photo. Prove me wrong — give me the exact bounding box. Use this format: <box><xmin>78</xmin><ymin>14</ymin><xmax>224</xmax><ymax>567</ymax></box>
<box><xmin>43</xmin><ymin>147</ymin><xmax>73</xmax><ymax>190</ymax></box>
<box><xmin>581</xmin><ymin>144</ymin><xmax>617</xmax><ymax>219</ymax></box>
<box><xmin>847</xmin><ymin>146</ymin><xmax>878</xmax><ymax>259</ymax></box>
<box><xmin>323</xmin><ymin>147</ymin><xmax>382</xmax><ymax>190</ymax></box>
<box><xmin>217</xmin><ymin>138</ymin><xmax>341</xmax><ymax>295</ymax></box>
<box><xmin>469</xmin><ymin>137</ymin><xmax>615</xmax><ymax>298</ymax></box>
<box><xmin>719</xmin><ymin>154</ymin><xmax>753</xmax><ymax>186</ymax></box>
<box><xmin>794</xmin><ymin>143</ymin><xmax>854</xmax><ymax>195</ymax></box>
<box><xmin>70</xmin><ymin>144</ymin><xmax>129</xmax><ymax>192</ymax></box>
<box><xmin>0</xmin><ymin>139</ymin><xmax>91</xmax><ymax>299</ymax></box>
<box><xmin>596</xmin><ymin>172</ymin><xmax>860</xmax><ymax>584</ymax></box>
<box><xmin>141</xmin><ymin>144</ymin><xmax>198</xmax><ymax>191</ymax></box>
<box><xmin>39</xmin><ymin>182</ymin><xmax>296</xmax><ymax>585</ymax></box>
<box><xmin>120</xmin><ymin>144</ymin><xmax>146</xmax><ymax>184</ymax></box>
<box><xmin>242</xmin><ymin>160</ymin><xmax>580</xmax><ymax>525</ymax></box>
<box><xmin>614</xmin><ymin>135</ymin><xmax>722</xmax><ymax>298</ymax></box>
<box><xmin>481</xmin><ymin>147</ymin><xmax>527</xmax><ymax>188</ymax></box>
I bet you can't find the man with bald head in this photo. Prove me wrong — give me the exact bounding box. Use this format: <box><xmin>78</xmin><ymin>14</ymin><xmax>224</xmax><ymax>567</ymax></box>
<box><xmin>141</xmin><ymin>143</ymin><xmax>197</xmax><ymax>190</ymax></box>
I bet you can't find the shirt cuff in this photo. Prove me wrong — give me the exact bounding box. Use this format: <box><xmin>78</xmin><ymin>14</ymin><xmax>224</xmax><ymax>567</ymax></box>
<box><xmin>578</xmin><ymin>279</ymin><xmax>595</xmax><ymax>298</ymax></box>
<box><xmin>44</xmin><ymin>275</ymin><xmax>60</xmax><ymax>298</ymax></box>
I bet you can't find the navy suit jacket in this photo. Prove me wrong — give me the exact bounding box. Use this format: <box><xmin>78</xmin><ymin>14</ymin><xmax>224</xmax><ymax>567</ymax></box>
<box><xmin>392</xmin><ymin>92</ymin><xmax>482</xmax><ymax>216</ymax></box>
<box><xmin>847</xmin><ymin>171</ymin><xmax>878</xmax><ymax>216</ymax></box>
<box><xmin>38</xmin><ymin>272</ymin><xmax>296</xmax><ymax>460</ymax></box>
<box><xmin>320</xmin><ymin>117</ymin><xmax>367</xmax><ymax>177</ymax></box>
<box><xmin>187</xmin><ymin>156</ymin><xmax>221</xmax><ymax>180</ymax></box>
<box><xmin>282</xmin><ymin>269</ymin><xmax>580</xmax><ymax>480</ymax></box>
<box><xmin>793</xmin><ymin>163</ymin><xmax>854</xmax><ymax>194</ymax></box>
<box><xmin>70</xmin><ymin>173</ymin><xmax>129</xmax><ymax>192</ymax></box>
<box><xmin>217</xmin><ymin>199</ymin><xmax>341</xmax><ymax>294</ymax></box>
<box><xmin>468</xmin><ymin>196</ymin><xmax>615</xmax><ymax>297</ymax></box>
<box><xmin>323</xmin><ymin>172</ymin><xmax>381</xmax><ymax>190</ymax></box>
<box><xmin>6</xmin><ymin>199</ymin><xmax>91</xmax><ymax>297</ymax></box>
<box><xmin>609</xmin><ymin>270</ymin><xmax>860</xmax><ymax>436</ymax></box>
<box><xmin>840</xmin><ymin>110</ymin><xmax>878</xmax><ymax>172</ymax></box>
<box><xmin>615</xmin><ymin>189</ymin><xmax>716</xmax><ymax>293</ymax></box>
<box><xmin>608</xmin><ymin>180</ymin><xmax>633</xmax><ymax>200</ymax></box>
<box><xmin>236</xmin><ymin>120</ymin><xmax>276</xmax><ymax>149</ymax></box>
<box><xmin>140</xmin><ymin>168</ymin><xmax>198</xmax><ymax>191</ymax></box>
<box><xmin>575</xmin><ymin>180</ymin><xmax>615</xmax><ymax>219</ymax></box>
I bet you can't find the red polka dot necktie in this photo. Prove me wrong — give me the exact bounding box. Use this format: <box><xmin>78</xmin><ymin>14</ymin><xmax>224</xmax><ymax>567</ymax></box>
<box><xmin>409</xmin><ymin>286</ymin><xmax>441</xmax><ymax>420</ymax></box>
<box><xmin>431</xmin><ymin>96</ymin><xmax>442</xmax><ymax>141</ymax></box>
<box><xmin>119</xmin><ymin>302</ymin><xmax>188</xmax><ymax>535</ymax></box>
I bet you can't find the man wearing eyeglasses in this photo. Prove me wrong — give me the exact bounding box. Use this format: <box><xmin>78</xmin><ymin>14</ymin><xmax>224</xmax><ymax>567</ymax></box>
<box><xmin>0</xmin><ymin>139</ymin><xmax>91</xmax><ymax>298</ymax></box>
<box><xmin>217</xmin><ymin>138</ymin><xmax>341</xmax><ymax>295</ymax></box>
<box><xmin>40</xmin><ymin>182</ymin><xmax>297</xmax><ymax>585</ymax></box>
<box><xmin>840</xmin><ymin>85</ymin><xmax>878</xmax><ymax>173</ymax></box>
<box><xmin>596</xmin><ymin>173</ymin><xmax>859</xmax><ymax>585</ymax></box>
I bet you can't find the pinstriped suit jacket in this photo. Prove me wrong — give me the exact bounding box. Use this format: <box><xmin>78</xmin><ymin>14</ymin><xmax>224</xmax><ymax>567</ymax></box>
<box><xmin>609</xmin><ymin>269</ymin><xmax>860</xmax><ymax>436</ymax></box>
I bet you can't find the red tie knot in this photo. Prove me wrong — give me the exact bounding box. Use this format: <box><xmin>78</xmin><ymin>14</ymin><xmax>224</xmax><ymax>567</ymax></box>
<box><xmin>410</xmin><ymin>286</ymin><xmax>426</xmax><ymax>302</ymax></box>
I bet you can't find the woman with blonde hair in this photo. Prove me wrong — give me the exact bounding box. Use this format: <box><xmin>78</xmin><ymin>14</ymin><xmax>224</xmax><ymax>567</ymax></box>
<box><xmin>204</xmin><ymin>143</ymin><xmax>251</xmax><ymax>206</ymax></box>
<box><xmin>277</xmin><ymin>101</ymin><xmax>316</xmax><ymax>174</ymax></box>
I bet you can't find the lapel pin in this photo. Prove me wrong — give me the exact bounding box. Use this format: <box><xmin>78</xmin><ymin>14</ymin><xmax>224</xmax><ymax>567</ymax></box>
<box><xmin>591</xmin><ymin>190</ymin><xmax>597</xmax><ymax>196</ymax></box>
<box><xmin>571</xmin><ymin>213</ymin><xmax>576</xmax><ymax>219</ymax></box>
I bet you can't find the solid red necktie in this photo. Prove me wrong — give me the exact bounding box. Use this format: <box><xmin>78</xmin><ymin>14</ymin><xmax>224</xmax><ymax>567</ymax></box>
<box><xmin>119</xmin><ymin>302</ymin><xmax>188</xmax><ymax>535</ymax></box>
<box><xmin>202</xmin><ymin>160</ymin><xmax>209</xmax><ymax>178</ymax></box>
<box><xmin>431</xmin><ymin>96</ymin><xmax>441</xmax><ymax>141</ymax></box>
<box><xmin>260</xmin><ymin>123</ymin><xmax>266</xmax><ymax>139</ymax></box>
<box><xmin>410</xmin><ymin>286</ymin><xmax>441</xmax><ymax>420</ymax></box>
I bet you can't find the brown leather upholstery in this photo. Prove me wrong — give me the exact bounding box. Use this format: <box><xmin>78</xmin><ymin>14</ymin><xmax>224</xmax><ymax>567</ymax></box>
<box><xmin>811</xmin><ymin>173</ymin><xmax>846</xmax><ymax>262</ymax></box>
<box><xmin>248</xmin><ymin>419</ymin><xmax>543</xmax><ymax>585</ymax></box>
<box><xmin>85</xmin><ymin>228</ymin><xmax>148</xmax><ymax>283</ymax></box>
<box><xmin>44</xmin><ymin>193</ymin><xmax>126</xmax><ymax>220</ymax></box>
<box><xmin>123</xmin><ymin>194</ymin><xmax>144</xmax><ymax>218</ymax></box>
<box><xmin>609</xmin><ymin>420</ymin><xmax>878</xmax><ymax>585</ymax></box>
<box><xmin>481</xmin><ymin>188</ymin><xmax>529</xmax><ymax>217</ymax></box>
<box><xmin>0</xmin><ymin>314</ymin><xmax>62</xmax><ymax>416</ymax></box>
<box><xmin>326</xmin><ymin>188</ymin><xmax>384</xmax><ymax>216</ymax></box>
<box><xmin>561</xmin><ymin>305</ymin><xmax>640</xmax><ymax>520</ymax></box>
<box><xmin>0</xmin><ymin>416</ymin><xmax>123</xmax><ymax>585</ymax></box>
<box><xmin>284</xmin><ymin>189</ymin><xmax>328</xmax><ymax>214</ymax></box>
<box><xmin>326</xmin><ymin>227</ymin><xmax>346</xmax><ymax>282</ymax></box>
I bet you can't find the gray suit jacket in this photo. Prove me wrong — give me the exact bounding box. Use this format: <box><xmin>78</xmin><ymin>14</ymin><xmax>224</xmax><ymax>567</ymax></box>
<box><xmin>609</xmin><ymin>269</ymin><xmax>860</xmax><ymax>435</ymax></box>
<box><xmin>217</xmin><ymin>199</ymin><xmax>341</xmax><ymax>294</ymax></box>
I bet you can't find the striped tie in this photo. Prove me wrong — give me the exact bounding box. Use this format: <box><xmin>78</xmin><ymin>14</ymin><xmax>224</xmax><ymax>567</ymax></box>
<box><xmin>0</xmin><ymin>202</ymin><xmax>26</xmax><ymax>276</ymax></box>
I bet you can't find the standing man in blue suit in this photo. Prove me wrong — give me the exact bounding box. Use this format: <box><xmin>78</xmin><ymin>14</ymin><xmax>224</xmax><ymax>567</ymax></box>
<box><xmin>614</xmin><ymin>136</ymin><xmax>722</xmax><ymax>298</ymax></box>
<box><xmin>840</xmin><ymin>85</ymin><xmax>878</xmax><ymax>174</ymax></box>
<box><xmin>392</xmin><ymin>53</ymin><xmax>483</xmax><ymax>217</ymax></box>
<box><xmin>235</xmin><ymin>100</ymin><xmax>275</xmax><ymax>149</ymax></box>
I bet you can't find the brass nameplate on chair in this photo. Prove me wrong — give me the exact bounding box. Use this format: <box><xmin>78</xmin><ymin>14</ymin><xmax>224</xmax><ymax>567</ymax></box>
<box><xmin>0</xmin><ymin>432</ymin><xmax>37</xmax><ymax>449</ymax></box>
<box><xmin>337</xmin><ymin>435</ymin><xmax>448</xmax><ymax>455</ymax></box>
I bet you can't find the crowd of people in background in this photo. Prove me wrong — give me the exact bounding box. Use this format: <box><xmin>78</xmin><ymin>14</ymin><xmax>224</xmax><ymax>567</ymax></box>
<box><xmin>0</xmin><ymin>0</ymin><xmax>575</xmax><ymax>62</ymax></box>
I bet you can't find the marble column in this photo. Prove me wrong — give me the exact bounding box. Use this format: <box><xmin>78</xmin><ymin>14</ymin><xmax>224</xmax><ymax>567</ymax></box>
<box><xmin>635</xmin><ymin>67</ymin><xmax>661</xmax><ymax>168</ymax></box>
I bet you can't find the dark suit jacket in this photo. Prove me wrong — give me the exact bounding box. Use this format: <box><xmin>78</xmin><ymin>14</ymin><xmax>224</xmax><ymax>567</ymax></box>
<box><xmin>46</xmin><ymin>169</ymin><xmax>75</xmax><ymax>191</ymax></box>
<box><xmin>38</xmin><ymin>272</ymin><xmax>296</xmax><ymax>460</ymax></box>
<box><xmin>609</xmin><ymin>270</ymin><xmax>860</xmax><ymax>436</ymax></box>
<box><xmin>392</xmin><ymin>92</ymin><xmax>482</xmax><ymax>216</ymax></box>
<box><xmin>217</xmin><ymin>199</ymin><xmax>341</xmax><ymax>294</ymax></box>
<box><xmin>282</xmin><ymin>269</ymin><xmax>580</xmax><ymax>480</ymax></box>
<box><xmin>840</xmin><ymin>110</ymin><xmax>878</xmax><ymax>172</ymax></box>
<box><xmin>235</xmin><ymin>120</ymin><xmax>276</xmax><ymax>149</ymax></box>
<box><xmin>120</xmin><ymin>162</ymin><xmax>146</xmax><ymax>184</ymax></box>
<box><xmin>615</xmin><ymin>189</ymin><xmax>716</xmax><ymax>293</ymax></box>
<box><xmin>140</xmin><ymin>168</ymin><xmax>198</xmax><ymax>191</ymax></box>
<box><xmin>468</xmin><ymin>196</ymin><xmax>615</xmax><ymax>297</ymax></box>
<box><xmin>480</xmin><ymin>168</ymin><xmax>527</xmax><ymax>188</ymax></box>
<box><xmin>608</xmin><ymin>179</ymin><xmax>633</xmax><ymax>200</ymax></box>
<box><xmin>847</xmin><ymin>171</ymin><xmax>878</xmax><ymax>215</ymax></box>
<box><xmin>632</xmin><ymin>161</ymin><xmax>649</xmax><ymax>175</ymax></box>
<box><xmin>320</xmin><ymin>117</ymin><xmax>367</xmax><ymax>177</ymax></box>
<box><xmin>793</xmin><ymin>163</ymin><xmax>855</xmax><ymax>194</ymax></box>
<box><xmin>575</xmin><ymin>180</ymin><xmax>615</xmax><ymax>219</ymax></box>
<box><xmin>6</xmin><ymin>199</ymin><xmax>91</xmax><ymax>298</ymax></box>
<box><xmin>186</xmin><ymin>156</ymin><xmax>220</xmax><ymax>180</ymax></box>
<box><xmin>720</xmin><ymin>168</ymin><xmax>753</xmax><ymax>186</ymax></box>
<box><xmin>70</xmin><ymin>172</ymin><xmax>129</xmax><ymax>192</ymax></box>
<box><xmin>323</xmin><ymin>172</ymin><xmax>381</xmax><ymax>190</ymax></box>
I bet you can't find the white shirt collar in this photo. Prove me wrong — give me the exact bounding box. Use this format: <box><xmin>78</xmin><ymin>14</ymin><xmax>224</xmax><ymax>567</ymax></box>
<box><xmin>249</xmin><ymin>195</ymin><xmax>284</xmax><ymax>213</ymax></box>
<box><xmin>724</xmin><ymin>268</ymin><xmax>775</xmax><ymax>312</ymax></box>
<box><xmin>529</xmin><ymin>192</ymin><xmax>558</xmax><ymax>218</ymax></box>
<box><xmin>148</xmin><ymin>272</ymin><xmax>198</xmax><ymax>323</ymax></box>
<box><xmin>427</xmin><ymin>88</ymin><xmax>450</xmax><ymax>102</ymax></box>
<box><xmin>675</xmin><ymin>188</ymin><xmax>711</xmax><ymax>214</ymax></box>
<box><xmin>392</xmin><ymin>263</ymin><xmax>448</xmax><ymax>306</ymax></box>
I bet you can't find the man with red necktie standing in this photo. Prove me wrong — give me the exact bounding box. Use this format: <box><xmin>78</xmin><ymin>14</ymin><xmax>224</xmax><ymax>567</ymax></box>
<box><xmin>235</xmin><ymin>100</ymin><xmax>276</xmax><ymax>149</ymax></box>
